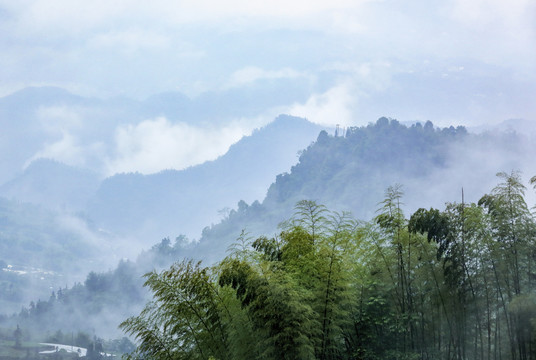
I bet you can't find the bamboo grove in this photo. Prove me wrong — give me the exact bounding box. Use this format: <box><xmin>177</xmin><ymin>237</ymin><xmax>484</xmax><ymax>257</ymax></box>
<box><xmin>121</xmin><ymin>171</ymin><xmax>536</xmax><ymax>360</ymax></box>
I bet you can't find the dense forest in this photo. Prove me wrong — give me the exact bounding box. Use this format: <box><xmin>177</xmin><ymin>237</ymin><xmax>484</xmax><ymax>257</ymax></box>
<box><xmin>0</xmin><ymin>237</ymin><xmax>190</xmax><ymax>349</ymax></box>
<box><xmin>123</xmin><ymin>171</ymin><xmax>536</xmax><ymax>360</ymax></box>
<box><xmin>196</xmin><ymin>118</ymin><xmax>529</xmax><ymax>263</ymax></box>
<box><xmin>1</xmin><ymin>118</ymin><xmax>535</xmax><ymax>360</ymax></box>
<box><xmin>2</xmin><ymin>0</ymin><xmax>535</xmax><ymax>357</ymax></box>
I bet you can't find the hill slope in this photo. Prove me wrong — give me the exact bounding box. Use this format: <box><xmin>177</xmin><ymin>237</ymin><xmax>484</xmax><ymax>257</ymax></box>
<box><xmin>0</xmin><ymin>197</ymin><xmax>116</xmax><ymax>313</ymax></box>
<box><xmin>0</xmin><ymin>159</ymin><xmax>100</xmax><ymax>211</ymax></box>
<box><xmin>86</xmin><ymin>115</ymin><xmax>324</xmax><ymax>241</ymax></box>
<box><xmin>3</xmin><ymin>117</ymin><xmax>535</xmax><ymax>342</ymax></box>
<box><xmin>195</xmin><ymin>118</ymin><xmax>536</xmax><ymax>262</ymax></box>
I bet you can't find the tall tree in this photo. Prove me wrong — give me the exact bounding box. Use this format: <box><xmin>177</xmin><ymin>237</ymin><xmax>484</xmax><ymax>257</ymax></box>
<box><xmin>121</xmin><ymin>260</ymin><xmax>229</xmax><ymax>360</ymax></box>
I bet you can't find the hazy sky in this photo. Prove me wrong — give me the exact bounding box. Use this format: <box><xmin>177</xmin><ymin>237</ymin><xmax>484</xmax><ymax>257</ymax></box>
<box><xmin>1</xmin><ymin>0</ymin><xmax>535</xmax><ymax>175</ymax></box>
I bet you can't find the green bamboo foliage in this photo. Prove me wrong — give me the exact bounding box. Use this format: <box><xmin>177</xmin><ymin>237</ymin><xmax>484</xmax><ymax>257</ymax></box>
<box><xmin>122</xmin><ymin>172</ymin><xmax>536</xmax><ymax>360</ymax></box>
<box><xmin>120</xmin><ymin>260</ymin><xmax>229</xmax><ymax>360</ymax></box>
<box><xmin>478</xmin><ymin>171</ymin><xmax>536</xmax><ymax>360</ymax></box>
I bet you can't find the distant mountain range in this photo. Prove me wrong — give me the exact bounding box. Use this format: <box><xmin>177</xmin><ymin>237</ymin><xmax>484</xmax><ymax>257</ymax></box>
<box><xmin>0</xmin><ymin>86</ymin><xmax>326</xmax><ymax>239</ymax></box>
<box><xmin>0</xmin><ymin>158</ymin><xmax>100</xmax><ymax>211</ymax></box>
<box><xmin>0</xmin><ymin>85</ymin><xmax>312</xmax><ymax>185</ymax></box>
<box><xmin>0</xmin><ymin>87</ymin><xmax>324</xmax><ymax>315</ymax></box>
<box><xmin>86</xmin><ymin>114</ymin><xmax>324</xmax><ymax>241</ymax></box>
<box><xmin>0</xmin><ymin>92</ymin><xmax>325</xmax><ymax>285</ymax></box>
<box><xmin>1</xmin><ymin>108</ymin><xmax>535</xmax><ymax>340</ymax></box>
<box><xmin>1</xmin><ymin>114</ymin><xmax>322</xmax><ymax>241</ymax></box>
<box><xmin>0</xmin><ymin>86</ymin><xmax>535</xmax><ymax>317</ymax></box>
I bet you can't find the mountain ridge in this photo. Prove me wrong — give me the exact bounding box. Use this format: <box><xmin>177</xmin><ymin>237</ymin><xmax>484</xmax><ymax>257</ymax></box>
<box><xmin>193</xmin><ymin>118</ymin><xmax>536</xmax><ymax>263</ymax></box>
<box><xmin>87</xmin><ymin>115</ymin><xmax>324</xmax><ymax>241</ymax></box>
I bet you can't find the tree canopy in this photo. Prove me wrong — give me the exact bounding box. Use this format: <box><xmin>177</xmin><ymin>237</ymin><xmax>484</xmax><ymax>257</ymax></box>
<box><xmin>122</xmin><ymin>171</ymin><xmax>536</xmax><ymax>360</ymax></box>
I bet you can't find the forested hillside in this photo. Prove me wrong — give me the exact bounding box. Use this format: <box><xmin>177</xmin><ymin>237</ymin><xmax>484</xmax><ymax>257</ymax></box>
<box><xmin>0</xmin><ymin>197</ymin><xmax>114</xmax><ymax>314</ymax></box>
<box><xmin>196</xmin><ymin>118</ymin><xmax>534</xmax><ymax>262</ymax></box>
<box><xmin>0</xmin><ymin>114</ymin><xmax>322</xmax><ymax>316</ymax></box>
<box><xmin>124</xmin><ymin>171</ymin><xmax>536</xmax><ymax>360</ymax></box>
<box><xmin>3</xmin><ymin>0</ymin><xmax>534</xmax><ymax>358</ymax></box>
<box><xmin>0</xmin><ymin>237</ymin><xmax>186</xmax><ymax>339</ymax></box>
<box><xmin>2</xmin><ymin>117</ymin><xmax>535</xmax><ymax>360</ymax></box>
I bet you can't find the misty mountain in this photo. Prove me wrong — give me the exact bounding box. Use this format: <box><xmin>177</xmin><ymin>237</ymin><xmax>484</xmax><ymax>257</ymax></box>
<box><xmin>470</xmin><ymin>118</ymin><xmax>536</xmax><ymax>138</ymax></box>
<box><xmin>0</xmin><ymin>196</ymin><xmax>116</xmax><ymax>314</ymax></box>
<box><xmin>0</xmin><ymin>95</ymin><xmax>323</xmax><ymax>315</ymax></box>
<box><xmin>0</xmin><ymin>86</ymin><xmax>139</xmax><ymax>184</ymax></box>
<box><xmin>0</xmin><ymin>159</ymin><xmax>100</xmax><ymax>211</ymax></box>
<box><xmin>0</xmin><ymin>85</ymin><xmax>314</xmax><ymax>185</ymax></box>
<box><xmin>0</xmin><ymin>198</ymin><xmax>104</xmax><ymax>271</ymax></box>
<box><xmin>195</xmin><ymin>118</ymin><xmax>536</xmax><ymax>262</ymax></box>
<box><xmin>3</xmin><ymin>116</ymin><xmax>535</xmax><ymax>343</ymax></box>
<box><xmin>0</xmin><ymin>238</ymin><xmax>197</xmax><ymax>339</ymax></box>
<box><xmin>87</xmin><ymin>115</ymin><xmax>324</xmax><ymax>241</ymax></box>
<box><xmin>142</xmin><ymin>77</ymin><xmax>311</xmax><ymax>124</ymax></box>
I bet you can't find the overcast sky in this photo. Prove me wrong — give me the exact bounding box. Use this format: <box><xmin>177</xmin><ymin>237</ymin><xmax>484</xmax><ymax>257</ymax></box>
<box><xmin>2</xmin><ymin>0</ymin><xmax>535</xmax><ymax>122</ymax></box>
<box><xmin>1</xmin><ymin>0</ymin><xmax>535</xmax><ymax>175</ymax></box>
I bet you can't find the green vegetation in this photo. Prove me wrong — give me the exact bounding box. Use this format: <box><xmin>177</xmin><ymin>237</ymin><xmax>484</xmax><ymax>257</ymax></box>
<box><xmin>2</xmin><ymin>117</ymin><xmax>535</xmax><ymax>359</ymax></box>
<box><xmin>0</xmin><ymin>198</ymin><xmax>99</xmax><ymax>272</ymax></box>
<box><xmin>123</xmin><ymin>171</ymin><xmax>536</xmax><ymax>359</ymax></box>
<box><xmin>196</xmin><ymin>118</ymin><xmax>509</xmax><ymax>263</ymax></box>
<box><xmin>0</xmin><ymin>197</ymin><xmax>107</xmax><ymax>314</ymax></box>
<box><xmin>0</xmin><ymin>237</ymin><xmax>188</xmax><ymax>347</ymax></box>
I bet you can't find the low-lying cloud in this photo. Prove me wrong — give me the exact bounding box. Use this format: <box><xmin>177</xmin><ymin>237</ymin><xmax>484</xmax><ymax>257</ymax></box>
<box><xmin>25</xmin><ymin>131</ymin><xmax>104</xmax><ymax>170</ymax></box>
<box><xmin>21</xmin><ymin>100</ymin><xmax>288</xmax><ymax>178</ymax></box>
<box><xmin>287</xmin><ymin>82</ymin><xmax>356</xmax><ymax>127</ymax></box>
<box><xmin>105</xmin><ymin>117</ymin><xmax>253</xmax><ymax>175</ymax></box>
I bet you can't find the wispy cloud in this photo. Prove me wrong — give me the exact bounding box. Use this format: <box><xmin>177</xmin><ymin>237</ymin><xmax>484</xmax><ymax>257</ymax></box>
<box><xmin>287</xmin><ymin>82</ymin><xmax>356</xmax><ymax>127</ymax></box>
<box><xmin>105</xmin><ymin>117</ymin><xmax>253</xmax><ymax>175</ymax></box>
<box><xmin>36</xmin><ymin>105</ymin><xmax>84</xmax><ymax>133</ymax></box>
<box><xmin>24</xmin><ymin>131</ymin><xmax>106</xmax><ymax>170</ymax></box>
